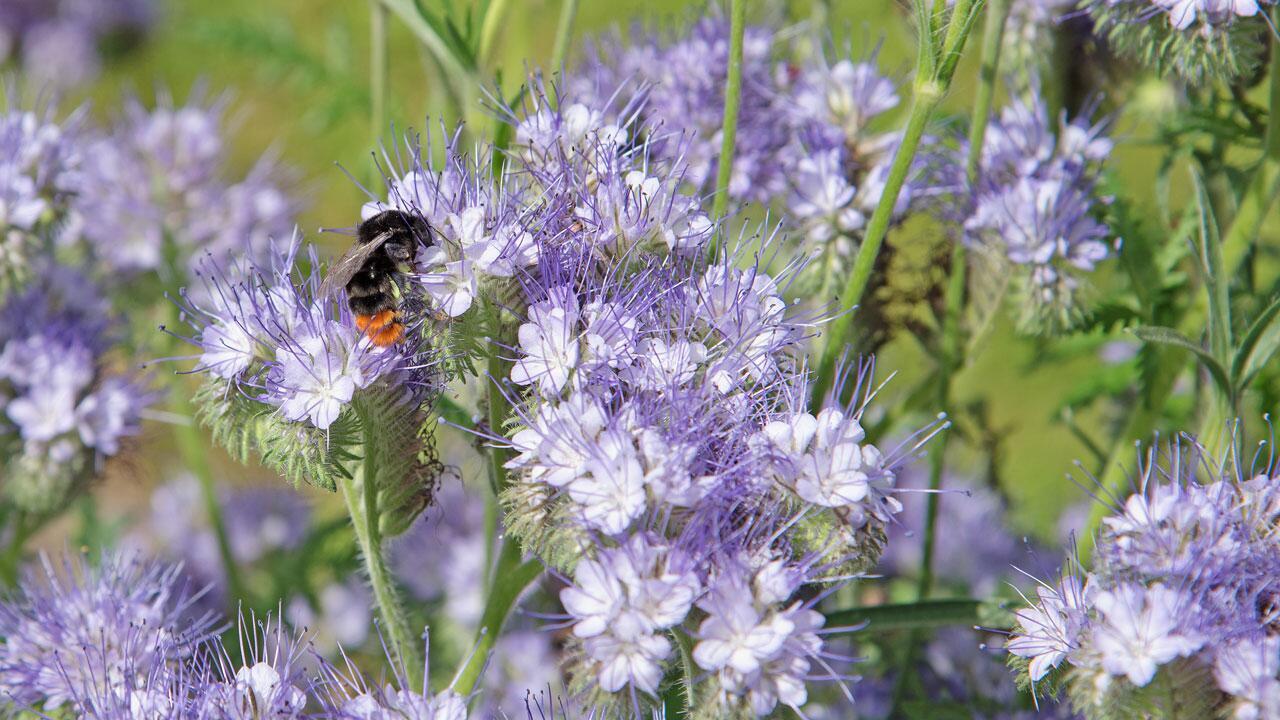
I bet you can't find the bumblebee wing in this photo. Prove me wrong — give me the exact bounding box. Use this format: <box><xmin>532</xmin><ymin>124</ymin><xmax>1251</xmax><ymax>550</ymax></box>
<box><xmin>317</xmin><ymin>233</ymin><xmax>392</xmax><ymax>298</ymax></box>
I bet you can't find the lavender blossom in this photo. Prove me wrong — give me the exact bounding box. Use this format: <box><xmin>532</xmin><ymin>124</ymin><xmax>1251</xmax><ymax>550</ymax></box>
<box><xmin>312</xmin><ymin>636</ymin><xmax>468</xmax><ymax>720</ymax></box>
<box><xmin>964</xmin><ymin>93</ymin><xmax>1115</xmax><ymax>335</ymax></box>
<box><xmin>193</xmin><ymin>614</ymin><xmax>310</xmax><ymax>720</ymax></box>
<box><xmin>0</xmin><ymin>104</ymin><xmax>83</xmax><ymax>289</ymax></box>
<box><xmin>182</xmin><ymin>233</ymin><xmax>427</xmax><ymax>432</ymax></box>
<box><xmin>70</xmin><ymin>93</ymin><xmax>296</xmax><ymax>280</ymax></box>
<box><xmin>0</xmin><ymin>264</ymin><xmax>152</xmax><ymax>511</ymax></box>
<box><xmin>0</xmin><ymin>552</ymin><xmax>218</xmax><ymax>715</ymax></box>
<box><xmin>1007</xmin><ymin>439</ymin><xmax>1280</xmax><ymax>716</ymax></box>
<box><xmin>0</xmin><ymin>0</ymin><xmax>153</xmax><ymax>90</ymax></box>
<box><xmin>568</xmin><ymin>16</ymin><xmax>791</xmax><ymax>203</ymax></box>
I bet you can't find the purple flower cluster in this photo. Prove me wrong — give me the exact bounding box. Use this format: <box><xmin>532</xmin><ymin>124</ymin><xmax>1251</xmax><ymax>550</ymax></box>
<box><xmin>0</xmin><ymin>550</ymin><xmax>479</xmax><ymax>719</ymax></box>
<box><xmin>360</xmin><ymin>84</ymin><xmax>944</xmax><ymax>715</ymax></box>
<box><xmin>0</xmin><ymin>95</ymin><xmax>294</xmax><ymax>295</ymax></box>
<box><xmin>0</xmin><ymin>0</ymin><xmax>154</xmax><ymax>90</ymax></box>
<box><xmin>1007</xmin><ymin>441</ymin><xmax>1280</xmax><ymax>717</ymax></box>
<box><xmin>568</xmin><ymin>17</ymin><xmax>790</xmax><ymax>204</ymax></box>
<box><xmin>71</xmin><ymin>93</ymin><xmax>296</xmax><ymax>279</ymax></box>
<box><xmin>964</xmin><ymin>93</ymin><xmax>1115</xmax><ymax>334</ymax></box>
<box><xmin>183</xmin><ymin>234</ymin><xmax>426</xmax><ymax>430</ymax></box>
<box><xmin>566</xmin><ymin>18</ymin><xmax>937</xmax><ymax>270</ymax></box>
<box><xmin>0</xmin><ymin>105</ymin><xmax>84</xmax><ymax>287</ymax></box>
<box><xmin>0</xmin><ymin>552</ymin><xmax>217</xmax><ymax>715</ymax></box>
<box><xmin>0</xmin><ymin>264</ymin><xmax>152</xmax><ymax>511</ymax></box>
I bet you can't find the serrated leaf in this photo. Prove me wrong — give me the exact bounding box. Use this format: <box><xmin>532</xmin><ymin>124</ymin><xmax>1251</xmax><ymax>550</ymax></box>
<box><xmin>1130</xmin><ymin>325</ymin><xmax>1230</xmax><ymax>397</ymax></box>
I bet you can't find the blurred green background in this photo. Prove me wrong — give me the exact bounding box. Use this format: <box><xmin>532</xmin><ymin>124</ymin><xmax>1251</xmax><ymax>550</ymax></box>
<box><xmin>56</xmin><ymin>0</ymin><xmax>1253</xmax><ymax>543</ymax></box>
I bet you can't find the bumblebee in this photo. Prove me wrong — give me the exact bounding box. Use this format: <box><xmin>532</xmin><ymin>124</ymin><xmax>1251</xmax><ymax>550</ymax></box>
<box><xmin>319</xmin><ymin>209</ymin><xmax>433</xmax><ymax>347</ymax></box>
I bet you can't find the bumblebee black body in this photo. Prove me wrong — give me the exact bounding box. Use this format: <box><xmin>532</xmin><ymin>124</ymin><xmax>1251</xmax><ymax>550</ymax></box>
<box><xmin>319</xmin><ymin>209</ymin><xmax>433</xmax><ymax>347</ymax></box>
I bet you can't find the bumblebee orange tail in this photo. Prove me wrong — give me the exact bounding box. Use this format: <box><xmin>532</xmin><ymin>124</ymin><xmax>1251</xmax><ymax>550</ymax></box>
<box><xmin>368</xmin><ymin>322</ymin><xmax>406</xmax><ymax>347</ymax></box>
<box><xmin>355</xmin><ymin>309</ymin><xmax>397</xmax><ymax>332</ymax></box>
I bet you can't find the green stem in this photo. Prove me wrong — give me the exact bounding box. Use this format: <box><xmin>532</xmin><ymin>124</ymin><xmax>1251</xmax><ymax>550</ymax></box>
<box><xmin>369</xmin><ymin>0</ymin><xmax>388</xmax><ymax>143</ymax></box>
<box><xmin>917</xmin><ymin>0</ymin><xmax>1008</xmax><ymax>602</ymax></box>
<box><xmin>451</xmin><ymin>540</ymin><xmax>542</xmax><ymax>696</ymax></box>
<box><xmin>1221</xmin><ymin>6</ymin><xmax>1280</xmax><ymax>274</ymax></box>
<box><xmin>708</xmin><ymin>0</ymin><xmax>747</xmax><ymax>242</ymax></box>
<box><xmin>965</xmin><ymin>0</ymin><xmax>1010</xmax><ymax>179</ymax></box>
<box><xmin>338</xmin><ymin>422</ymin><xmax>422</xmax><ymax>688</ymax></box>
<box><xmin>478</xmin><ymin>0</ymin><xmax>511</xmax><ymax>67</ymax></box>
<box><xmin>810</xmin><ymin>88</ymin><xmax>943</xmax><ymax>408</ymax></box>
<box><xmin>549</xmin><ymin>0</ymin><xmax>580</xmax><ymax>72</ymax></box>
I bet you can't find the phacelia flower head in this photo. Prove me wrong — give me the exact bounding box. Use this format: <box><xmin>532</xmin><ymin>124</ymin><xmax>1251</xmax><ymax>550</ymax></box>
<box><xmin>192</xmin><ymin>612</ymin><xmax>310</xmax><ymax>720</ymax></box>
<box><xmin>313</xmin><ymin>634</ymin><xmax>468</xmax><ymax>720</ymax></box>
<box><xmin>181</xmin><ymin>230</ymin><xmax>445</xmax><ymax>518</ymax></box>
<box><xmin>70</xmin><ymin>91</ymin><xmax>296</xmax><ymax>280</ymax></box>
<box><xmin>0</xmin><ymin>551</ymin><xmax>218</xmax><ymax>715</ymax></box>
<box><xmin>568</xmin><ymin>15</ymin><xmax>791</xmax><ymax>204</ymax></box>
<box><xmin>0</xmin><ymin>102</ymin><xmax>85</xmax><ymax>291</ymax></box>
<box><xmin>1081</xmin><ymin>0</ymin><xmax>1275</xmax><ymax>83</ymax></box>
<box><xmin>0</xmin><ymin>263</ymin><xmax>153</xmax><ymax>512</ymax></box>
<box><xmin>0</xmin><ymin>0</ymin><xmax>154</xmax><ymax>91</ymax></box>
<box><xmin>1007</xmin><ymin>437</ymin><xmax>1280</xmax><ymax>716</ymax></box>
<box><xmin>963</xmin><ymin>91</ymin><xmax>1116</xmax><ymax>335</ymax></box>
<box><xmin>183</xmin><ymin>232</ymin><xmax>431</xmax><ymax>431</ymax></box>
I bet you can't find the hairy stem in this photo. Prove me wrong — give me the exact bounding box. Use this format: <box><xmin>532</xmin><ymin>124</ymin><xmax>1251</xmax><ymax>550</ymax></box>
<box><xmin>708</xmin><ymin>0</ymin><xmax>747</xmax><ymax>243</ymax></box>
<box><xmin>549</xmin><ymin>0</ymin><xmax>580</xmax><ymax>73</ymax></box>
<box><xmin>810</xmin><ymin>88</ymin><xmax>942</xmax><ymax>407</ymax></box>
<box><xmin>339</xmin><ymin>417</ymin><xmax>422</xmax><ymax>688</ymax></box>
<box><xmin>964</xmin><ymin>0</ymin><xmax>1010</xmax><ymax>179</ymax></box>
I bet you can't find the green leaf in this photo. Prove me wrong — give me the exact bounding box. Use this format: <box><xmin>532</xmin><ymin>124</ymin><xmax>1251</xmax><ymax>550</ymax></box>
<box><xmin>193</xmin><ymin>379</ymin><xmax>360</xmax><ymax>493</ymax></box>
<box><xmin>1190</xmin><ymin>169</ymin><xmax>1233</xmax><ymax>363</ymax></box>
<box><xmin>1129</xmin><ymin>325</ymin><xmax>1230</xmax><ymax>397</ymax></box>
<box><xmin>1233</xmin><ymin>294</ymin><xmax>1280</xmax><ymax>390</ymax></box>
<box><xmin>825</xmin><ymin>598</ymin><xmax>983</xmax><ymax>633</ymax></box>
